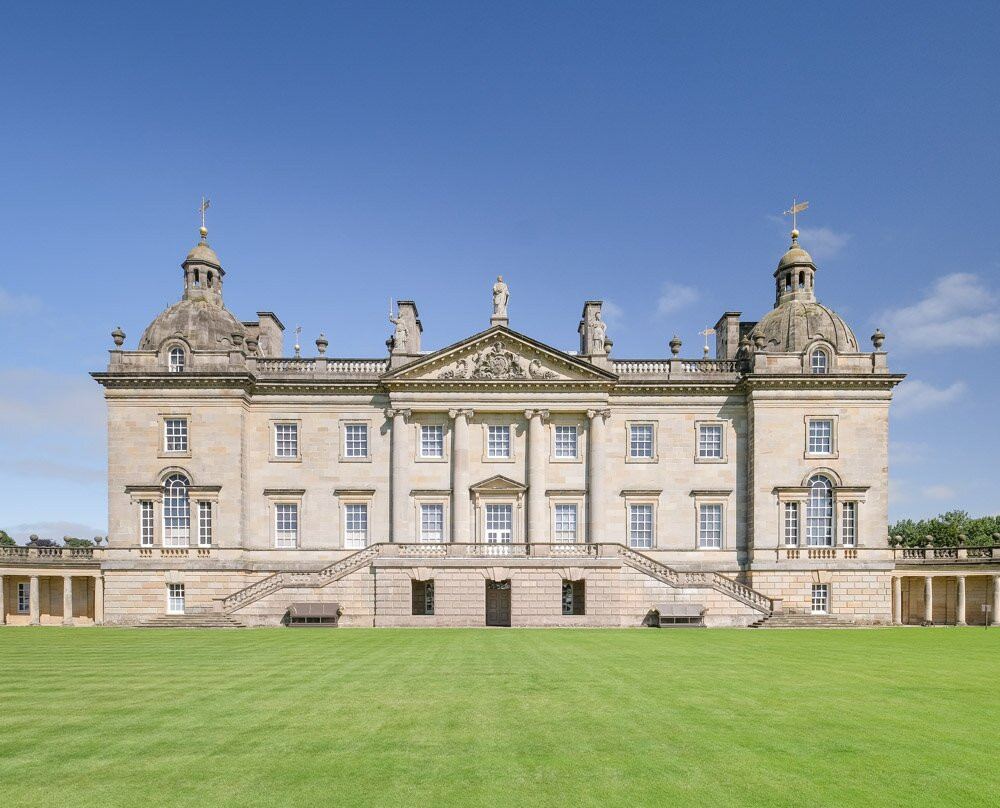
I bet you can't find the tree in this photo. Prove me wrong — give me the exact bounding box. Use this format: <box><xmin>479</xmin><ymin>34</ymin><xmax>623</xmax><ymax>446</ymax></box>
<box><xmin>63</xmin><ymin>536</ymin><xmax>95</xmax><ymax>548</ymax></box>
<box><xmin>889</xmin><ymin>511</ymin><xmax>1000</xmax><ymax>546</ymax></box>
<box><xmin>0</xmin><ymin>529</ymin><xmax>15</xmax><ymax>547</ymax></box>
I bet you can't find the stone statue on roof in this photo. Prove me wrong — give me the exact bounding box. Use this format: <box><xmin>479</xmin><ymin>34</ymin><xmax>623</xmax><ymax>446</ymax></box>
<box><xmin>492</xmin><ymin>275</ymin><xmax>509</xmax><ymax>318</ymax></box>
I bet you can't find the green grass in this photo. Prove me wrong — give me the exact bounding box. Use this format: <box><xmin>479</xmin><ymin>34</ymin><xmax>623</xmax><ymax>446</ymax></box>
<box><xmin>1</xmin><ymin>628</ymin><xmax>998</xmax><ymax>807</ymax></box>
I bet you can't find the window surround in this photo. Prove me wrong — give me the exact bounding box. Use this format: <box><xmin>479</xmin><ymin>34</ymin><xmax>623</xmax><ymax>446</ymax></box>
<box><xmin>340</xmin><ymin>420</ymin><xmax>372</xmax><ymax>462</ymax></box>
<box><xmin>625</xmin><ymin>421</ymin><xmax>658</xmax><ymax>463</ymax></box>
<box><xmin>562</xmin><ymin>579</ymin><xmax>586</xmax><ymax>615</ymax></box>
<box><xmin>811</xmin><ymin>583</ymin><xmax>830</xmax><ymax>614</ymax></box>
<box><xmin>125</xmin><ymin>476</ymin><xmax>219</xmax><ymax>548</ymax></box>
<box><xmin>690</xmin><ymin>489</ymin><xmax>732</xmax><ymax>550</ymax></box>
<box><xmin>410</xmin><ymin>490</ymin><xmax>450</xmax><ymax>543</ymax></box>
<box><xmin>17</xmin><ymin>581</ymin><xmax>30</xmax><ymax>613</ymax></box>
<box><xmin>804</xmin><ymin>415</ymin><xmax>839</xmax><ymax>459</ymax></box>
<box><xmin>166</xmin><ymin>583</ymin><xmax>185</xmax><ymax>614</ymax></box>
<box><xmin>803</xmin><ymin>339</ymin><xmax>836</xmax><ymax>374</ymax></box>
<box><xmin>167</xmin><ymin>344</ymin><xmax>187</xmax><ymax>373</ymax></box>
<box><xmin>470</xmin><ymin>477</ymin><xmax>526</xmax><ymax>543</ymax></box>
<box><xmin>546</xmin><ymin>490</ymin><xmax>586</xmax><ymax>543</ymax></box>
<box><xmin>481</xmin><ymin>419</ymin><xmax>516</xmax><ymax>463</ymax></box>
<box><xmin>621</xmin><ymin>489</ymin><xmax>661</xmax><ymax>549</ymax></box>
<box><xmin>411</xmin><ymin>579</ymin><xmax>435</xmax><ymax>616</ymax></box>
<box><xmin>414</xmin><ymin>419</ymin><xmax>448</xmax><ymax>463</ymax></box>
<box><xmin>158</xmin><ymin>413</ymin><xmax>192</xmax><ymax>459</ymax></box>
<box><xmin>269</xmin><ymin>419</ymin><xmax>302</xmax><ymax>462</ymax></box>
<box><xmin>264</xmin><ymin>489</ymin><xmax>305</xmax><ymax>549</ymax></box>
<box><xmin>694</xmin><ymin>420</ymin><xmax>727</xmax><ymax>463</ymax></box>
<box><xmin>334</xmin><ymin>488</ymin><xmax>376</xmax><ymax>549</ymax></box>
<box><xmin>774</xmin><ymin>475</ymin><xmax>868</xmax><ymax>547</ymax></box>
<box><xmin>549</xmin><ymin>420</ymin><xmax>583</xmax><ymax>463</ymax></box>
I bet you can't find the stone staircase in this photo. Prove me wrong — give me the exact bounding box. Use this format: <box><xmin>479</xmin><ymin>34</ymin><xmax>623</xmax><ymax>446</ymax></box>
<box><xmin>138</xmin><ymin>612</ymin><xmax>247</xmax><ymax>629</ymax></box>
<box><xmin>749</xmin><ymin>610</ymin><xmax>855</xmax><ymax>629</ymax></box>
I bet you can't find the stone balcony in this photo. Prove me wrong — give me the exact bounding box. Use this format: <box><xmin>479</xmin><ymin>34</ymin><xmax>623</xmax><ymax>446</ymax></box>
<box><xmin>892</xmin><ymin>545</ymin><xmax>1000</xmax><ymax>564</ymax></box>
<box><xmin>0</xmin><ymin>546</ymin><xmax>104</xmax><ymax>567</ymax></box>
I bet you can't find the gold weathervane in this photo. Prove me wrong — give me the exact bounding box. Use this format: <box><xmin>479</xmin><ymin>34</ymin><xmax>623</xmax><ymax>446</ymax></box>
<box><xmin>783</xmin><ymin>199</ymin><xmax>809</xmax><ymax>234</ymax></box>
<box><xmin>198</xmin><ymin>196</ymin><xmax>211</xmax><ymax>239</ymax></box>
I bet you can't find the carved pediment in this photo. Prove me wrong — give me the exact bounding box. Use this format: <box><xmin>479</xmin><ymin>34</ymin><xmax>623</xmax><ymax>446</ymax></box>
<box><xmin>383</xmin><ymin>326</ymin><xmax>616</xmax><ymax>384</ymax></box>
<box><xmin>470</xmin><ymin>475</ymin><xmax>527</xmax><ymax>494</ymax></box>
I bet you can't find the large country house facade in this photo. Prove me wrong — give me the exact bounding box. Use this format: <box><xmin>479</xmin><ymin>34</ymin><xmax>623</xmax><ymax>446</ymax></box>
<box><xmin>3</xmin><ymin>222</ymin><xmax>999</xmax><ymax>627</ymax></box>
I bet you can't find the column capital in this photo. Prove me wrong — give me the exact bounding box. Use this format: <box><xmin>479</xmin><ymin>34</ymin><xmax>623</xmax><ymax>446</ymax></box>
<box><xmin>524</xmin><ymin>409</ymin><xmax>550</xmax><ymax>422</ymax></box>
<box><xmin>448</xmin><ymin>408</ymin><xmax>474</xmax><ymax>420</ymax></box>
<box><xmin>385</xmin><ymin>407</ymin><xmax>412</xmax><ymax>422</ymax></box>
<box><xmin>586</xmin><ymin>408</ymin><xmax>611</xmax><ymax>422</ymax></box>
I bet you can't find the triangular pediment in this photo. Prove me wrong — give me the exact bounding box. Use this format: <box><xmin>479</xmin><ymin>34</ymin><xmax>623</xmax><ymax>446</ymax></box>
<box><xmin>470</xmin><ymin>474</ymin><xmax>528</xmax><ymax>494</ymax></box>
<box><xmin>382</xmin><ymin>326</ymin><xmax>617</xmax><ymax>384</ymax></box>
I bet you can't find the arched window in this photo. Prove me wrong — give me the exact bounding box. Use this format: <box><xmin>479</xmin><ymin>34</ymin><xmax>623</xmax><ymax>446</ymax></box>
<box><xmin>805</xmin><ymin>475</ymin><xmax>833</xmax><ymax>546</ymax></box>
<box><xmin>169</xmin><ymin>347</ymin><xmax>185</xmax><ymax>373</ymax></box>
<box><xmin>163</xmin><ymin>474</ymin><xmax>191</xmax><ymax>546</ymax></box>
<box><xmin>810</xmin><ymin>348</ymin><xmax>829</xmax><ymax>374</ymax></box>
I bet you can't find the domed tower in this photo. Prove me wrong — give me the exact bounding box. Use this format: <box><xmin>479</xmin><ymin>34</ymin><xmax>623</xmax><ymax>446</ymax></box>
<box><xmin>753</xmin><ymin>229</ymin><xmax>858</xmax><ymax>362</ymax></box>
<box><xmin>138</xmin><ymin>225</ymin><xmax>248</xmax><ymax>358</ymax></box>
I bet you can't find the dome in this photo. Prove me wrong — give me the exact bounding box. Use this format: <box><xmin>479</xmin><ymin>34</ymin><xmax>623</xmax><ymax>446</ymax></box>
<box><xmin>139</xmin><ymin>299</ymin><xmax>246</xmax><ymax>352</ymax></box>
<box><xmin>755</xmin><ymin>299</ymin><xmax>858</xmax><ymax>353</ymax></box>
<box><xmin>777</xmin><ymin>242</ymin><xmax>814</xmax><ymax>271</ymax></box>
<box><xmin>185</xmin><ymin>240</ymin><xmax>221</xmax><ymax>268</ymax></box>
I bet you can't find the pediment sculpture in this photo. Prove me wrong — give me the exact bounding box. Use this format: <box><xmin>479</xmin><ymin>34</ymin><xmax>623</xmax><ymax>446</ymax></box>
<box><xmin>437</xmin><ymin>340</ymin><xmax>560</xmax><ymax>380</ymax></box>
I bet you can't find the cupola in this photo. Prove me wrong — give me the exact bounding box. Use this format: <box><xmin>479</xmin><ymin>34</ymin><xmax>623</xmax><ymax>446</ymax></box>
<box><xmin>773</xmin><ymin>229</ymin><xmax>817</xmax><ymax>306</ymax></box>
<box><xmin>182</xmin><ymin>224</ymin><xmax>225</xmax><ymax>307</ymax></box>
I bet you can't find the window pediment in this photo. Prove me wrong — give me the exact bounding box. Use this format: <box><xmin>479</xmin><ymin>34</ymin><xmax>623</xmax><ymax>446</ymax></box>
<box><xmin>470</xmin><ymin>474</ymin><xmax>528</xmax><ymax>494</ymax></box>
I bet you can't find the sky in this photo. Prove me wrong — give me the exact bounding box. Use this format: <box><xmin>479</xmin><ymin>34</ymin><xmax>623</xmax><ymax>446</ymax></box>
<box><xmin>1</xmin><ymin>1</ymin><xmax>998</xmax><ymax>540</ymax></box>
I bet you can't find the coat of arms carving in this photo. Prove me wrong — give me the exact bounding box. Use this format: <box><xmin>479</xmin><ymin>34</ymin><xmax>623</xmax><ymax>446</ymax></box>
<box><xmin>437</xmin><ymin>340</ymin><xmax>559</xmax><ymax>380</ymax></box>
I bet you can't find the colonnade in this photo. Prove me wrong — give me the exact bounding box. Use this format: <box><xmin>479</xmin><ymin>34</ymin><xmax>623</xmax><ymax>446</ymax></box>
<box><xmin>0</xmin><ymin>573</ymin><xmax>104</xmax><ymax>625</ymax></box>
<box><xmin>891</xmin><ymin>573</ymin><xmax>1000</xmax><ymax>626</ymax></box>
<box><xmin>385</xmin><ymin>407</ymin><xmax>611</xmax><ymax>543</ymax></box>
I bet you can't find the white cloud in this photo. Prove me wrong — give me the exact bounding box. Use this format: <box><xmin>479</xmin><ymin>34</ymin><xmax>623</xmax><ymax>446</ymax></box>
<box><xmin>795</xmin><ymin>226</ymin><xmax>850</xmax><ymax>260</ymax></box>
<box><xmin>891</xmin><ymin>379</ymin><xmax>966</xmax><ymax>417</ymax></box>
<box><xmin>879</xmin><ymin>273</ymin><xmax>1000</xmax><ymax>353</ymax></box>
<box><xmin>920</xmin><ymin>484</ymin><xmax>956</xmax><ymax>502</ymax></box>
<box><xmin>3</xmin><ymin>521</ymin><xmax>107</xmax><ymax>544</ymax></box>
<box><xmin>0</xmin><ymin>287</ymin><xmax>41</xmax><ymax>315</ymax></box>
<box><xmin>13</xmin><ymin>459</ymin><xmax>104</xmax><ymax>484</ymax></box>
<box><xmin>656</xmin><ymin>283</ymin><xmax>699</xmax><ymax>317</ymax></box>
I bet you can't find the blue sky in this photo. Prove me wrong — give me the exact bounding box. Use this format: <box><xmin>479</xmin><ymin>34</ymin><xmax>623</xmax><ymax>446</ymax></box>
<box><xmin>2</xmin><ymin>1</ymin><xmax>998</xmax><ymax>539</ymax></box>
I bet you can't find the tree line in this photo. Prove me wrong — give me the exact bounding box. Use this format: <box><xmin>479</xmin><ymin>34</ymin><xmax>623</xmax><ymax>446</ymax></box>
<box><xmin>889</xmin><ymin>510</ymin><xmax>1000</xmax><ymax>547</ymax></box>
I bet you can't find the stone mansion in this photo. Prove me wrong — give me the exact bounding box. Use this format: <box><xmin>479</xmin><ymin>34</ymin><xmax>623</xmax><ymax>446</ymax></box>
<box><xmin>3</xmin><ymin>222</ymin><xmax>999</xmax><ymax>628</ymax></box>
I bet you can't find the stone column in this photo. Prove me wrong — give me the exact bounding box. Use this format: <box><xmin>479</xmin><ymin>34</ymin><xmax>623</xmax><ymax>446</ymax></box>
<box><xmin>525</xmin><ymin>409</ymin><xmax>549</xmax><ymax>543</ymax></box>
<box><xmin>892</xmin><ymin>576</ymin><xmax>902</xmax><ymax>625</ymax></box>
<box><xmin>449</xmin><ymin>409</ymin><xmax>473</xmax><ymax>542</ymax></box>
<box><xmin>587</xmin><ymin>409</ymin><xmax>610</xmax><ymax>543</ymax></box>
<box><xmin>388</xmin><ymin>408</ymin><xmax>411</xmax><ymax>542</ymax></box>
<box><xmin>62</xmin><ymin>575</ymin><xmax>74</xmax><ymax>626</ymax></box>
<box><xmin>993</xmin><ymin>575</ymin><xmax>1000</xmax><ymax>626</ymax></box>
<box><xmin>94</xmin><ymin>575</ymin><xmax>104</xmax><ymax>625</ymax></box>
<box><xmin>0</xmin><ymin>575</ymin><xmax>6</xmax><ymax>625</ymax></box>
<box><xmin>29</xmin><ymin>575</ymin><xmax>40</xmax><ymax>626</ymax></box>
<box><xmin>923</xmin><ymin>576</ymin><xmax>934</xmax><ymax>625</ymax></box>
<box><xmin>956</xmin><ymin>575</ymin><xmax>967</xmax><ymax>626</ymax></box>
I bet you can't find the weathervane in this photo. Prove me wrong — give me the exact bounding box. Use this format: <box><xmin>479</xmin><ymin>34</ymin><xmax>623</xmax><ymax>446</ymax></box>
<box><xmin>294</xmin><ymin>325</ymin><xmax>302</xmax><ymax>358</ymax></box>
<box><xmin>699</xmin><ymin>327</ymin><xmax>714</xmax><ymax>358</ymax></box>
<box><xmin>783</xmin><ymin>198</ymin><xmax>809</xmax><ymax>235</ymax></box>
<box><xmin>198</xmin><ymin>196</ymin><xmax>211</xmax><ymax>239</ymax></box>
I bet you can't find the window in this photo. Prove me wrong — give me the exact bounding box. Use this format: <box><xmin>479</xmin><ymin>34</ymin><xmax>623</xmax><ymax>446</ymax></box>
<box><xmin>807</xmin><ymin>419</ymin><xmax>833</xmax><ymax>455</ymax></box>
<box><xmin>811</xmin><ymin>583</ymin><xmax>829</xmax><ymax>614</ymax></box>
<box><xmin>164</xmin><ymin>418</ymin><xmax>188</xmax><ymax>453</ymax></box>
<box><xmin>487</xmin><ymin>425</ymin><xmax>510</xmax><ymax>458</ymax></box>
<box><xmin>485</xmin><ymin>504</ymin><xmax>513</xmax><ymax>543</ymax></box>
<box><xmin>198</xmin><ymin>502</ymin><xmax>213</xmax><ymax>546</ymax></box>
<box><xmin>274</xmin><ymin>423</ymin><xmax>298</xmax><ymax>458</ymax></box>
<box><xmin>841</xmin><ymin>501</ymin><xmax>857</xmax><ymax>546</ymax></box>
<box><xmin>420</xmin><ymin>425</ymin><xmax>444</xmax><ymax>459</ymax></box>
<box><xmin>629</xmin><ymin>424</ymin><xmax>654</xmax><ymax>459</ymax></box>
<box><xmin>420</xmin><ymin>503</ymin><xmax>444</xmax><ymax>542</ymax></box>
<box><xmin>554</xmin><ymin>425</ymin><xmax>578</xmax><ymax>458</ymax></box>
<box><xmin>344</xmin><ymin>504</ymin><xmax>368</xmax><ymax>549</ymax></box>
<box><xmin>629</xmin><ymin>504</ymin><xmax>653</xmax><ymax>549</ymax></box>
<box><xmin>783</xmin><ymin>502</ymin><xmax>799</xmax><ymax>546</ymax></box>
<box><xmin>554</xmin><ymin>504</ymin><xmax>578</xmax><ymax>542</ymax></box>
<box><xmin>168</xmin><ymin>347</ymin><xmax>185</xmax><ymax>373</ymax></box>
<box><xmin>17</xmin><ymin>582</ymin><xmax>29</xmax><ymax>613</ymax></box>
<box><xmin>698</xmin><ymin>504</ymin><xmax>723</xmax><ymax>549</ymax></box>
<box><xmin>140</xmin><ymin>501</ymin><xmax>155</xmax><ymax>546</ymax></box>
<box><xmin>811</xmin><ymin>349</ymin><xmax>829</xmax><ymax>374</ymax></box>
<box><xmin>805</xmin><ymin>475</ymin><xmax>834</xmax><ymax>546</ymax></box>
<box><xmin>275</xmin><ymin>503</ymin><xmax>298</xmax><ymax>548</ymax></box>
<box><xmin>412</xmin><ymin>580</ymin><xmax>435</xmax><ymax>615</ymax></box>
<box><xmin>167</xmin><ymin>583</ymin><xmax>185</xmax><ymax>614</ymax></box>
<box><xmin>344</xmin><ymin>424</ymin><xmax>368</xmax><ymax>458</ymax></box>
<box><xmin>698</xmin><ymin>424</ymin><xmax>723</xmax><ymax>459</ymax></box>
<box><xmin>162</xmin><ymin>474</ymin><xmax>191</xmax><ymax>546</ymax></box>
<box><xmin>562</xmin><ymin>580</ymin><xmax>586</xmax><ymax>615</ymax></box>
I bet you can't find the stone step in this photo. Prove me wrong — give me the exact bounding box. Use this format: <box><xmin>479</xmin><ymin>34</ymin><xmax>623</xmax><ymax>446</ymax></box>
<box><xmin>750</xmin><ymin>612</ymin><xmax>856</xmax><ymax>629</ymax></box>
<box><xmin>138</xmin><ymin>614</ymin><xmax>246</xmax><ymax>629</ymax></box>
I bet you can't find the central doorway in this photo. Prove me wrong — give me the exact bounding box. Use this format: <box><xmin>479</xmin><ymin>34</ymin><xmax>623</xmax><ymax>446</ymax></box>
<box><xmin>486</xmin><ymin>579</ymin><xmax>512</xmax><ymax>626</ymax></box>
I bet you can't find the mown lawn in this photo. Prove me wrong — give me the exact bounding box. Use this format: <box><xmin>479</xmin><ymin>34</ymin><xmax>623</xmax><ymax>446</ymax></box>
<box><xmin>1</xmin><ymin>627</ymin><xmax>998</xmax><ymax>807</ymax></box>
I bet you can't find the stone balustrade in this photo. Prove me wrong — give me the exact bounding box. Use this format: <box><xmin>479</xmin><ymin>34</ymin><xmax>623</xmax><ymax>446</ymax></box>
<box><xmin>611</xmin><ymin>358</ymin><xmax>746</xmax><ymax>377</ymax></box>
<box><xmin>0</xmin><ymin>546</ymin><xmax>104</xmax><ymax>565</ymax></box>
<box><xmin>893</xmin><ymin>545</ymin><xmax>999</xmax><ymax>562</ymax></box>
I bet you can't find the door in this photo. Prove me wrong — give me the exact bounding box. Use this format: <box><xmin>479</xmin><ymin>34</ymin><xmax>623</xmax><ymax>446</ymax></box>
<box><xmin>484</xmin><ymin>504</ymin><xmax>513</xmax><ymax>556</ymax></box>
<box><xmin>486</xmin><ymin>580</ymin><xmax>511</xmax><ymax>626</ymax></box>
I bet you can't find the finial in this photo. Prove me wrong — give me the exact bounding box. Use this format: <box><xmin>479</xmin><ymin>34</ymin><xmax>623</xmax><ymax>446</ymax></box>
<box><xmin>871</xmin><ymin>328</ymin><xmax>885</xmax><ymax>350</ymax></box>
<box><xmin>783</xmin><ymin>199</ymin><xmax>809</xmax><ymax>241</ymax></box>
<box><xmin>316</xmin><ymin>333</ymin><xmax>329</xmax><ymax>355</ymax></box>
<box><xmin>294</xmin><ymin>325</ymin><xmax>302</xmax><ymax>358</ymax></box>
<box><xmin>699</xmin><ymin>327</ymin><xmax>714</xmax><ymax>358</ymax></box>
<box><xmin>669</xmin><ymin>335</ymin><xmax>682</xmax><ymax>356</ymax></box>
<box><xmin>111</xmin><ymin>326</ymin><xmax>125</xmax><ymax>348</ymax></box>
<box><xmin>198</xmin><ymin>197</ymin><xmax>211</xmax><ymax>240</ymax></box>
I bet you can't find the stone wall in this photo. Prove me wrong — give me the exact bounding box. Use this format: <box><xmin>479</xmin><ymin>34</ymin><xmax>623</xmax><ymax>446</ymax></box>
<box><xmin>748</xmin><ymin>569</ymin><xmax>892</xmax><ymax>624</ymax></box>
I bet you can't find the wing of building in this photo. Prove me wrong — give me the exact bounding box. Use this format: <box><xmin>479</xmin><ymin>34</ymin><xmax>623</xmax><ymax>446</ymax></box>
<box><xmin>4</xmin><ymin>223</ymin><xmax>990</xmax><ymax>628</ymax></box>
